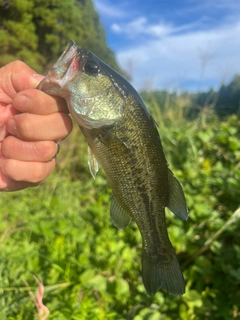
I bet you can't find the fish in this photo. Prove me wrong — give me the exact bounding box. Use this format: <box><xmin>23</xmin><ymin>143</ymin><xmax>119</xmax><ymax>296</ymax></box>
<box><xmin>37</xmin><ymin>40</ymin><xmax>188</xmax><ymax>296</ymax></box>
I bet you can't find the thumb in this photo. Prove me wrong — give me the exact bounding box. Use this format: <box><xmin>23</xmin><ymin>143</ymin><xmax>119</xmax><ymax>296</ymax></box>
<box><xmin>1</xmin><ymin>60</ymin><xmax>44</xmax><ymax>98</ymax></box>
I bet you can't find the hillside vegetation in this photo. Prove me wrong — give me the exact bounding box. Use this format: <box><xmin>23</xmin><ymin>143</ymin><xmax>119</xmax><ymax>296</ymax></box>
<box><xmin>0</xmin><ymin>0</ymin><xmax>121</xmax><ymax>73</ymax></box>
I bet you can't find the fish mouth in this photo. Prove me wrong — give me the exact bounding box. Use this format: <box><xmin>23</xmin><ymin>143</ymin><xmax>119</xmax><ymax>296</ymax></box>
<box><xmin>55</xmin><ymin>40</ymin><xmax>79</xmax><ymax>66</ymax></box>
<box><xmin>37</xmin><ymin>40</ymin><xmax>81</xmax><ymax>94</ymax></box>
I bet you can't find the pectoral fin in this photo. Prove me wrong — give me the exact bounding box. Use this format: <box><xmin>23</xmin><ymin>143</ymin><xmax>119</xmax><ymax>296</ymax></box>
<box><xmin>88</xmin><ymin>145</ymin><xmax>99</xmax><ymax>179</ymax></box>
<box><xmin>167</xmin><ymin>170</ymin><xmax>188</xmax><ymax>221</ymax></box>
<box><xmin>110</xmin><ymin>195</ymin><xmax>132</xmax><ymax>229</ymax></box>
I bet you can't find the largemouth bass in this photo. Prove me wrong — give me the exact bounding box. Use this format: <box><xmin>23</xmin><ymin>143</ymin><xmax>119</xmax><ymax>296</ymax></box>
<box><xmin>38</xmin><ymin>40</ymin><xmax>188</xmax><ymax>296</ymax></box>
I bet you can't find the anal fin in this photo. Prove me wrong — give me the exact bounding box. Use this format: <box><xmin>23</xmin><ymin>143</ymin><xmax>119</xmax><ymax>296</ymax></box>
<box><xmin>167</xmin><ymin>170</ymin><xmax>188</xmax><ymax>221</ymax></box>
<box><xmin>110</xmin><ymin>195</ymin><xmax>131</xmax><ymax>230</ymax></box>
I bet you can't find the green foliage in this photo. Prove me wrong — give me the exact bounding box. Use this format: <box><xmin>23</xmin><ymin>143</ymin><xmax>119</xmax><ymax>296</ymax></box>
<box><xmin>216</xmin><ymin>75</ymin><xmax>240</xmax><ymax>116</ymax></box>
<box><xmin>1</xmin><ymin>106</ymin><xmax>240</xmax><ymax>319</ymax></box>
<box><xmin>141</xmin><ymin>74</ymin><xmax>240</xmax><ymax>120</ymax></box>
<box><xmin>0</xmin><ymin>0</ymin><xmax>121</xmax><ymax>73</ymax></box>
<box><xmin>189</xmin><ymin>75</ymin><xmax>240</xmax><ymax>117</ymax></box>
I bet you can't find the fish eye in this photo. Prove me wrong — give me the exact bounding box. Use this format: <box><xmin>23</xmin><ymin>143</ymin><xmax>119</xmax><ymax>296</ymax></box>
<box><xmin>84</xmin><ymin>61</ymin><xmax>100</xmax><ymax>74</ymax></box>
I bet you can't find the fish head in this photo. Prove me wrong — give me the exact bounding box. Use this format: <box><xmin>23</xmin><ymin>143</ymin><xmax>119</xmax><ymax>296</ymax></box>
<box><xmin>38</xmin><ymin>40</ymin><xmax>127</xmax><ymax>129</ymax></box>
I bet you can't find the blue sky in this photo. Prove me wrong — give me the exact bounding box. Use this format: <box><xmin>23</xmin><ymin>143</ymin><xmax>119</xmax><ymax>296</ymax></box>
<box><xmin>93</xmin><ymin>0</ymin><xmax>240</xmax><ymax>92</ymax></box>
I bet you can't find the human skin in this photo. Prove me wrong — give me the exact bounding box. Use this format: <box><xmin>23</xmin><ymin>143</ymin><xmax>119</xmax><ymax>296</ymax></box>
<box><xmin>0</xmin><ymin>60</ymin><xmax>73</xmax><ymax>191</ymax></box>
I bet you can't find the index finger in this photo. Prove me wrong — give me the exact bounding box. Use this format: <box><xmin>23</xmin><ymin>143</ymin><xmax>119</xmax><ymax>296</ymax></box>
<box><xmin>12</xmin><ymin>89</ymin><xmax>69</xmax><ymax>115</ymax></box>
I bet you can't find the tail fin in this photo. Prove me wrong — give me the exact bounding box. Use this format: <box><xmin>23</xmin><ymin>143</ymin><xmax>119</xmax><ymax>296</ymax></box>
<box><xmin>142</xmin><ymin>250</ymin><xmax>185</xmax><ymax>296</ymax></box>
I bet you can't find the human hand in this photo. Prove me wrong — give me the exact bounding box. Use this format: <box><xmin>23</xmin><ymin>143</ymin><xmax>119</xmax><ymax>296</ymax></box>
<box><xmin>0</xmin><ymin>61</ymin><xmax>73</xmax><ymax>191</ymax></box>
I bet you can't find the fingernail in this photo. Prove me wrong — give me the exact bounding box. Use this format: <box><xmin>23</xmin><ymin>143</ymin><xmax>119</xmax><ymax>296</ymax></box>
<box><xmin>31</xmin><ymin>74</ymin><xmax>45</xmax><ymax>88</ymax></box>
<box><xmin>7</xmin><ymin>119</ymin><xmax>17</xmax><ymax>134</ymax></box>
<box><xmin>32</xmin><ymin>73</ymin><xmax>45</xmax><ymax>81</ymax></box>
<box><xmin>14</xmin><ymin>95</ymin><xmax>29</xmax><ymax>110</ymax></box>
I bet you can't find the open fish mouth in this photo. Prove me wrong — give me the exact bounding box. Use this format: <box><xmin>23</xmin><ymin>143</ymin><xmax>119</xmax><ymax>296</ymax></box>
<box><xmin>37</xmin><ymin>40</ymin><xmax>81</xmax><ymax>94</ymax></box>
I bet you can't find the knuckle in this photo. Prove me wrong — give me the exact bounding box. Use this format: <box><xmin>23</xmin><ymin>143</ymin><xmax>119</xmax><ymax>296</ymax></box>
<box><xmin>10</xmin><ymin>60</ymin><xmax>26</xmax><ymax>69</ymax></box>
<box><xmin>17</xmin><ymin>113</ymin><xmax>34</xmax><ymax>138</ymax></box>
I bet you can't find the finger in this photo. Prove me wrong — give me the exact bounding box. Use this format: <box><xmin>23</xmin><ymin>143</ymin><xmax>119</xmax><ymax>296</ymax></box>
<box><xmin>0</xmin><ymin>141</ymin><xmax>3</xmax><ymax>158</ymax></box>
<box><xmin>1</xmin><ymin>158</ymin><xmax>55</xmax><ymax>183</ymax></box>
<box><xmin>1</xmin><ymin>61</ymin><xmax>43</xmax><ymax>98</ymax></box>
<box><xmin>13</xmin><ymin>89</ymin><xmax>69</xmax><ymax>115</ymax></box>
<box><xmin>2</xmin><ymin>136</ymin><xmax>59</xmax><ymax>161</ymax></box>
<box><xmin>7</xmin><ymin>112</ymin><xmax>73</xmax><ymax>141</ymax></box>
<box><xmin>0</xmin><ymin>105</ymin><xmax>18</xmax><ymax>141</ymax></box>
<box><xmin>0</xmin><ymin>168</ymin><xmax>39</xmax><ymax>191</ymax></box>
<box><xmin>0</xmin><ymin>105</ymin><xmax>17</xmax><ymax>125</ymax></box>
<box><xmin>0</xmin><ymin>124</ymin><xmax>7</xmax><ymax>142</ymax></box>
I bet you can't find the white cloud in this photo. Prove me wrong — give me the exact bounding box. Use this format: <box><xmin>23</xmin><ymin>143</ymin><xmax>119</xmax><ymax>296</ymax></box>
<box><xmin>110</xmin><ymin>16</ymin><xmax>215</xmax><ymax>41</ymax></box>
<box><xmin>116</xmin><ymin>22</ymin><xmax>240</xmax><ymax>92</ymax></box>
<box><xmin>111</xmin><ymin>17</ymin><xmax>173</xmax><ymax>38</ymax></box>
<box><xmin>93</xmin><ymin>0</ymin><xmax>128</xmax><ymax>18</ymax></box>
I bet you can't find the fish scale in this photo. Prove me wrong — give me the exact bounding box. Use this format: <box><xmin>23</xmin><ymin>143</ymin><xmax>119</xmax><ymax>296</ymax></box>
<box><xmin>37</xmin><ymin>40</ymin><xmax>188</xmax><ymax>296</ymax></box>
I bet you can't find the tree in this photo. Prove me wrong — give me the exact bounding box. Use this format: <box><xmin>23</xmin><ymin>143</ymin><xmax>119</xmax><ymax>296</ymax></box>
<box><xmin>0</xmin><ymin>0</ymin><xmax>121</xmax><ymax>73</ymax></box>
<box><xmin>215</xmin><ymin>75</ymin><xmax>240</xmax><ymax>116</ymax></box>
